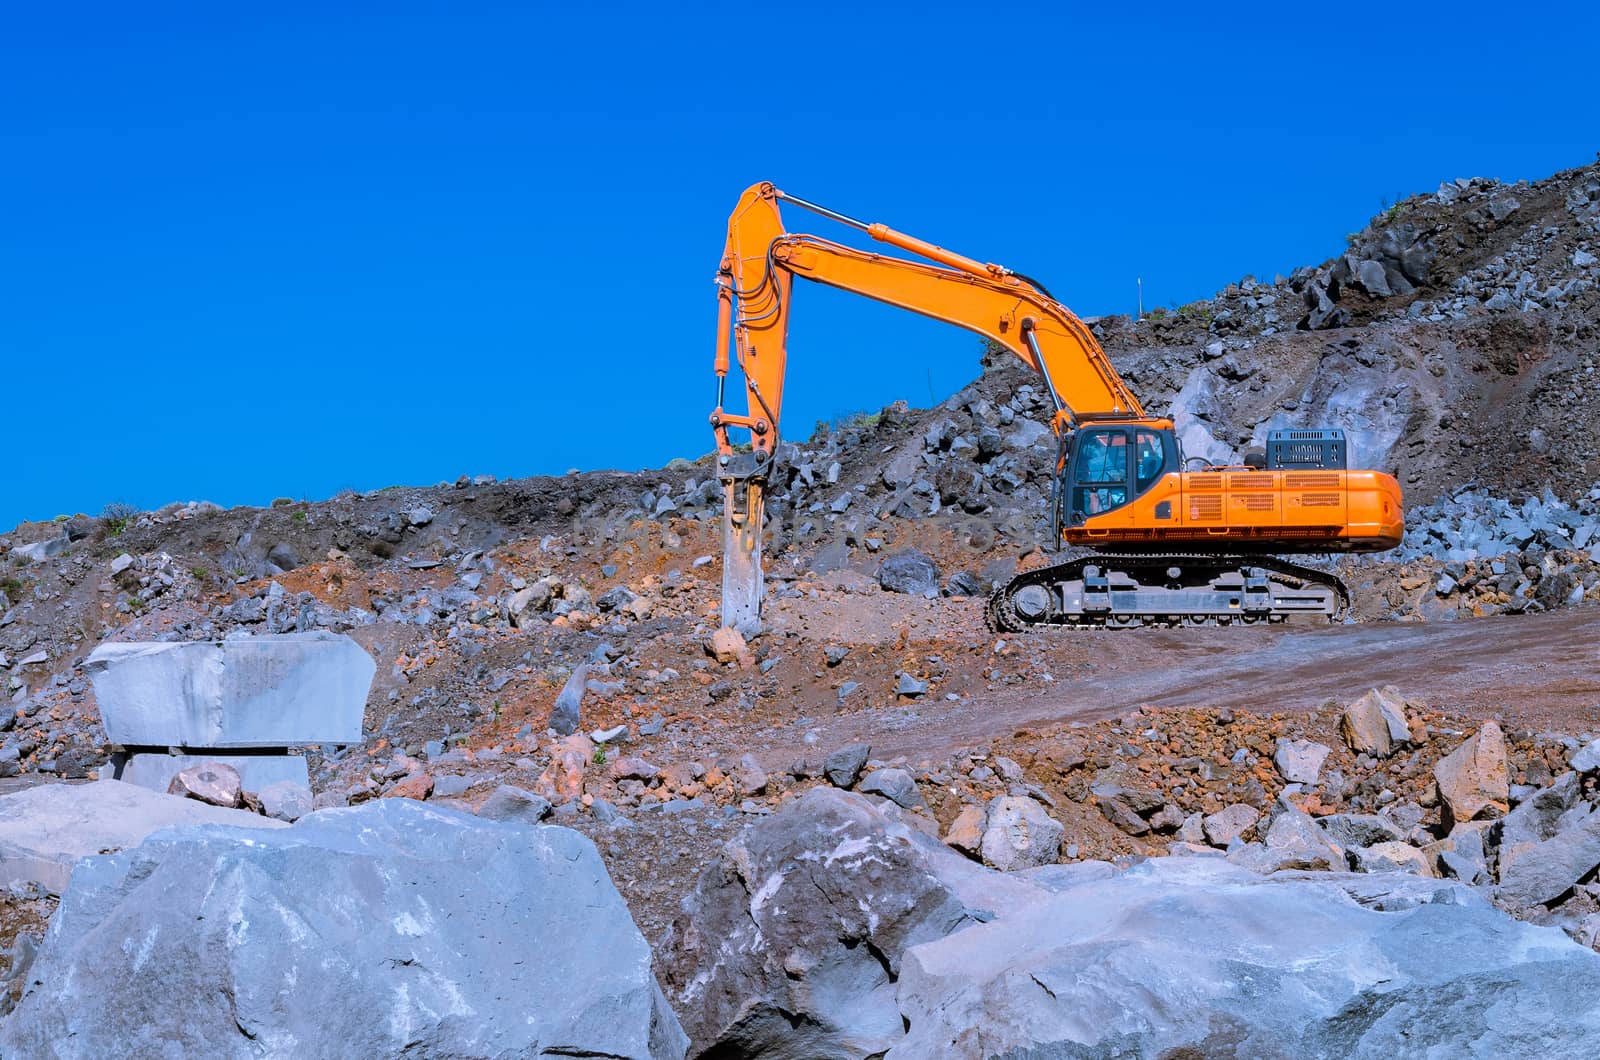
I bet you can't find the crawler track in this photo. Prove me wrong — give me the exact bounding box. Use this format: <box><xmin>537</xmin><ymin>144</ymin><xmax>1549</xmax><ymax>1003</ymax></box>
<box><xmin>987</xmin><ymin>553</ymin><xmax>1350</xmax><ymax>631</ymax></box>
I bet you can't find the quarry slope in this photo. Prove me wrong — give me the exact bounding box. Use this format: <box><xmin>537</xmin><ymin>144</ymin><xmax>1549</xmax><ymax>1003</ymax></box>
<box><xmin>3</xmin><ymin>154</ymin><xmax>1600</xmax><ymax>997</ymax></box>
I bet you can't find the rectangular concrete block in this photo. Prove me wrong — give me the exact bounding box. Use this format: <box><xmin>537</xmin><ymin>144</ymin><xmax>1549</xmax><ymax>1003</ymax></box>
<box><xmin>112</xmin><ymin>753</ymin><xmax>311</xmax><ymax>796</ymax></box>
<box><xmin>86</xmin><ymin>632</ymin><xmax>373</xmax><ymax>747</ymax></box>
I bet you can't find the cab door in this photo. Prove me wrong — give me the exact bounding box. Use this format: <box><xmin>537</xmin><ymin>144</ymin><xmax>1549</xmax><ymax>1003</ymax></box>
<box><xmin>1068</xmin><ymin>428</ymin><xmax>1134</xmax><ymax>529</ymax></box>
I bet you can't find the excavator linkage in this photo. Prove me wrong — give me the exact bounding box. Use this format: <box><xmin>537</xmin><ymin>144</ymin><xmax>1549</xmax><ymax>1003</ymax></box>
<box><xmin>986</xmin><ymin>553</ymin><xmax>1349</xmax><ymax>631</ymax></box>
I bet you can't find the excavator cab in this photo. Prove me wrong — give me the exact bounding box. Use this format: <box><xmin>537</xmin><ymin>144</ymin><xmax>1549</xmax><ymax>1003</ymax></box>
<box><xmin>1059</xmin><ymin>421</ymin><xmax>1179</xmax><ymax>526</ymax></box>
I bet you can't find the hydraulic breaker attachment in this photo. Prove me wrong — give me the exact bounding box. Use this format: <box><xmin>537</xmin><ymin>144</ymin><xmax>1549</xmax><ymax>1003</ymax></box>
<box><xmin>719</xmin><ymin>453</ymin><xmax>766</xmax><ymax>636</ymax></box>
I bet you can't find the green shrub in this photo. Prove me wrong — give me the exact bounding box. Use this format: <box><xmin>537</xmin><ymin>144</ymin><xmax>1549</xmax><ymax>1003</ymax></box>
<box><xmin>101</xmin><ymin>500</ymin><xmax>141</xmax><ymax>536</ymax></box>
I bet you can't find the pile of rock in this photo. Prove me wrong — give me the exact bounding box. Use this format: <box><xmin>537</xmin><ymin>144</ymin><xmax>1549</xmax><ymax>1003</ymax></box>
<box><xmin>1356</xmin><ymin>484</ymin><xmax>1600</xmax><ymax>617</ymax></box>
<box><xmin>1391</xmin><ymin>485</ymin><xmax>1600</xmax><ymax>565</ymax></box>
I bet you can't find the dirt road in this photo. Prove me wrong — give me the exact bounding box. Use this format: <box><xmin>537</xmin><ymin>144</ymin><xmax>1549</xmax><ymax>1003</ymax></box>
<box><xmin>771</xmin><ymin>608</ymin><xmax>1600</xmax><ymax>764</ymax></box>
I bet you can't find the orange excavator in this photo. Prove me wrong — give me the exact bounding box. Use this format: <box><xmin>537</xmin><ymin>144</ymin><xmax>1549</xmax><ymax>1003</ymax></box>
<box><xmin>709</xmin><ymin>182</ymin><xmax>1404</xmax><ymax>634</ymax></box>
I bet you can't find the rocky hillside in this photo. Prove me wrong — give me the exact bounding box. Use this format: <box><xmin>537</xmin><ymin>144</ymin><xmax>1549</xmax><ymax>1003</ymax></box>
<box><xmin>4</xmin><ymin>155</ymin><xmax>1600</xmax><ymax>1049</ymax></box>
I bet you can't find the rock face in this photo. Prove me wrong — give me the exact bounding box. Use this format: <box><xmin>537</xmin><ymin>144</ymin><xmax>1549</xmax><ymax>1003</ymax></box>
<box><xmin>86</xmin><ymin>632</ymin><xmax>373</xmax><ymax>746</ymax></box>
<box><xmin>0</xmin><ymin>780</ymin><xmax>284</xmax><ymax>896</ymax></box>
<box><xmin>889</xmin><ymin>859</ymin><xmax>1600</xmax><ymax>1058</ymax></box>
<box><xmin>2</xmin><ymin>800</ymin><xmax>686</xmax><ymax>1059</ymax></box>
<box><xmin>1434</xmin><ymin>720</ymin><xmax>1510</xmax><ymax>826</ymax></box>
<box><xmin>659</xmin><ymin>788</ymin><xmax>1036</xmax><ymax>1059</ymax></box>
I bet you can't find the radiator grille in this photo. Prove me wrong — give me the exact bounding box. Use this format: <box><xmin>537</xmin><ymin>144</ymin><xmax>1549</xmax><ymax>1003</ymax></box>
<box><xmin>1189</xmin><ymin>495</ymin><xmax>1223</xmax><ymax>521</ymax></box>
<box><xmin>1229</xmin><ymin>474</ymin><xmax>1275</xmax><ymax>490</ymax></box>
<box><xmin>1300</xmin><ymin>493</ymin><xmax>1342</xmax><ymax>507</ymax></box>
<box><xmin>1285</xmin><ymin>473</ymin><xmax>1341</xmax><ymax>489</ymax></box>
<box><xmin>1236</xmin><ymin>495</ymin><xmax>1276</xmax><ymax>511</ymax></box>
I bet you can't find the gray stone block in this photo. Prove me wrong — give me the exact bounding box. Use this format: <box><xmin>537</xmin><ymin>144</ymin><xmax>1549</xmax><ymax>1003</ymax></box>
<box><xmin>115</xmin><ymin>753</ymin><xmax>310</xmax><ymax>795</ymax></box>
<box><xmin>0</xmin><ymin>780</ymin><xmax>284</xmax><ymax>895</ymax></box>
<box><xmin>86</xmin><ymin>632</ymin><xmax>373</xmax><ymax>747</ymax></box>
<box><xmin>1</xmin><ymin>800</ymin><xmax>687</xmax><ymax>1058</ymax></box>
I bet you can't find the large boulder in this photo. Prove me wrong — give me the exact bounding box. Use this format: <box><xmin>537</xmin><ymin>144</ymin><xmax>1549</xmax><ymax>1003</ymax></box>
<box><xmin>1497</xmin><ymin>809</ymin><xmax>1600</xmax><ymax>908</ymax></box>
<box><xmin>1273</xmin><ymin>738</ymin><xmax>1332</xmax><ymax>784</ymax></box>
<box><xmin>659</xmin><ymin>788</ymin><xmax>1039</xmax><ymax>1059</ymax></box>
<box><xmin>1498</xmin><ymin>771</ymin><xmax>1584</xmax><ymax>865</ymax></box>
<box><xmin>1203</xmin><ymin>802</ymin><xmax>1261</xmax><ymax>846</ymax></box>
<box><xmin>1</xmin><ymin>800</ymin><xmax>686</xmax><ymax>1059</ymax></box>
<box><xmin>86</xmin><ymin>632</ymin><xmax>373</xmax><ymax>747</ymax></box>
<box><xmin>889</xmin><ymin>858</ymin><xmax>1600</xmax><ymax>1057</ymax></box>
<box><xmin>0</xmin><ymin>780</ymin><xmax>284</xmax><ymax>895</ymax></box>
<box><xmin>858</xmin><ymin>767</ymin><xmax>924</xmax><ymax>810</ymax></box>
<box><xmin>166</xmin><ymin>761</ymin><xmax>243</xmax><ymax>807</ymax></box>
<box><xmin>876</xmin><ymin>549</ymin><xmax>940</xmax><ymax>596</ymax></box>
<box><xmin>1434</xmin><ymin>721</ymin><xmax>1510</xmax><ymax>827</ymax></box>
<box><xmin>1319</xmin><ymin>813</ymin><xmax>1405</xmax><ymax>850</ymax></box>
<box><xmin>1340</xmin><ymin>686</ymin><xmax>1412</xmax><ymax>757</ymax></box>
<box><xmin>549</xmin><ymin>663</ymin><xmax>588</xmax><ymax>737</ymax></box>
<box><xmin>823</xmin><ymin>742</ymin><xmax>871</xmax><ymax>788</ymax></box>
<box><xmin>979</xmin><ymin>795</ymin><xmax>1064</xmax><ymax>871</ymax></box>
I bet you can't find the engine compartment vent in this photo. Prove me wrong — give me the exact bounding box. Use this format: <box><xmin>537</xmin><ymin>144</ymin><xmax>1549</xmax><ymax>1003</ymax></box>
<box><xmin>1266</xmin><ymin>428</ymin><xmax>1347</xmax><ymax>470</ymax></box>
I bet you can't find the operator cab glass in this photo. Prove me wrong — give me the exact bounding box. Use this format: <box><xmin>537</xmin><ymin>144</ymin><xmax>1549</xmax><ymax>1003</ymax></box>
<box><xmin>1066</xmin><ymin>425</ymin><xmax>1174</xmax><ymax>523</ymax></box>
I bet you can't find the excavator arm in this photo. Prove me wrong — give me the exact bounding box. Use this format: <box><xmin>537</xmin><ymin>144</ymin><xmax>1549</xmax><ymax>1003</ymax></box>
<box><xmin>710</xmin><ymin>181</ymin><xmax>1138</xmax><ymax>632</ymax></box>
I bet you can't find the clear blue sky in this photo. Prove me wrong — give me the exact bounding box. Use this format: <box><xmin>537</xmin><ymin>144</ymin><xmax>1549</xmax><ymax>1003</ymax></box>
<box><xmin>4</xmin><ymin>3</ymin><xmax>1597</xmax><ymax>528</ymax></box>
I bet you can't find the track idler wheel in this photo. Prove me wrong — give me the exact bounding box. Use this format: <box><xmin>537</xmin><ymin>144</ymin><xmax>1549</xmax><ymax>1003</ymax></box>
<box><xmin>1011</xmin><ymin>584</ymin><xmax>1052</xmax><ymax>621</ymax></box>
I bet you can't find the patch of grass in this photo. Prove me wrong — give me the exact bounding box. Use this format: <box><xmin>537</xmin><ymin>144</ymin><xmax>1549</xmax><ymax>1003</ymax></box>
<box><xmin>101</xmin><ymin>500</ymin><xmax>141</xmax><ymax>536</ymax></box>
<box><xmin>1174</xmin><ymin>302</ymin><xmax>1213</xmax><ymax>324</ymax></box>
<box><xmin>291</xmin><ymin>510</ymin><xmax>307</xmax><ymax>523</ymax></box>
<box><xmin>592</xmin><ymin>745</ymin><xmax>608</xmax><ymax>766</ymax></box>
<box><xmin>191</xmin><ymin>567</ymin><xmax>209</xmax><ymax>580</ymax></box>
<box><xmin>831</xmin><ymin>409</ymin><xmax>881</xmax><ymax>432</ymax></box>
<box><xmin>0</xmin><ymin>578</ymin><xmax>22</xmax><ymax>598</ymax></box>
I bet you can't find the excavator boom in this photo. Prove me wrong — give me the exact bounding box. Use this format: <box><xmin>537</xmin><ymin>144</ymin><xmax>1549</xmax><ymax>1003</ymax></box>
<box><xmin>712</xmin><ymin>182</ymin><xmax>1140</xmax><ymax>465</ymax></box>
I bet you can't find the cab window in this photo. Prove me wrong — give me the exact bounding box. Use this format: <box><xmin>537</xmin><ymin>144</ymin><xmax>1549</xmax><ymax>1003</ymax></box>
<box><xmin>1135</xmin><ymin>431</ymin><xmax>1166</xmax><ymax>491</ymax></box>
<box><xmin>1073</xmin><ymin>429</ymin><xmax>1128</xmax><ymax>515</ymax></box>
